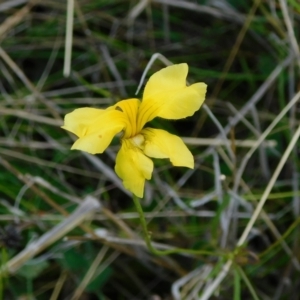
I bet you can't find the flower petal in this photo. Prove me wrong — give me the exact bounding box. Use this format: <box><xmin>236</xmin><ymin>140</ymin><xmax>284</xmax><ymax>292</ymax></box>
<box><xmin>144</xmin><ymin>63</ymin><xmax>188</xmax><ymax>97</ymax></box>
<box><xmin>62</xmin><ymin>107</ymin><xmax>127</xmax><ymax>154</ymax></box>
<box><xmin>154</xmin><ymin>83</ymin><xmax>207</xmax><ymax>120</ymax></box>
<box><xmin>112</xmin><ymin>99</ymin><xmax>141</xmax><ymax>138</ymax></box>
<box><xmin>115</xmin><ymin>140</ymin><xmax>153</xmax><ymax>197</ymax></box>
<box><xmin>62</xmin><ymin>107</ymin><xmax>106</xmax><ymax>137</ymax></box>
<box><xmin>137</xmin><ymin>64</ymin><xmax>207</xmax><ymax>129</ymax></box>
<box><xmin>142</xmin><ymin>128</ymin><xmax>194</xmax><ymax>168</ymax></box>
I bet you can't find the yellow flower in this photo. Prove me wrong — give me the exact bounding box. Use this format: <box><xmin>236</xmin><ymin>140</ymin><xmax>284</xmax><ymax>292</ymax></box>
<box><xmin>62</xmin><ymin>63</ymin><xmax>207</xmax><ymax>197</ymax></box>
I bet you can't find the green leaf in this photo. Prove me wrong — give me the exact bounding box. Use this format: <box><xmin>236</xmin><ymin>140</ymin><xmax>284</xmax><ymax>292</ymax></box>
<box><xmin>61</xmin><ymin>248</ymin><xmax>89</xmax><ymax>272</ymax></box>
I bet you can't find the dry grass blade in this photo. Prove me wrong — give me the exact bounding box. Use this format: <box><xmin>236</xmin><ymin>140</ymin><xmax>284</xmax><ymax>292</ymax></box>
<box><xmin>0</xmin><ymin>0</ymin><xmax>35</xmax><ymax>38</ymax></box>
<box><xmin>0</xmin><ymin>196</ymin><xmax>101</xmax><ymax>275</ymax></box>
<box><xmin>63</xmin><ymin>0</ymin><xmax>74</xmax><ymax>77</ymax></box>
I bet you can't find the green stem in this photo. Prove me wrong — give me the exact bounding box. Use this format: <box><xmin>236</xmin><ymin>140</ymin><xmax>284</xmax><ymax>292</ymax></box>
<box><xmin>132</xmin><ymin>195</ymin><xmax>221</xmax><ymax>256</ymax></box>
<box><xmin>235</xmin><ymin>265</ymin><xmax>259</xmax><ymax>300</ymax></box>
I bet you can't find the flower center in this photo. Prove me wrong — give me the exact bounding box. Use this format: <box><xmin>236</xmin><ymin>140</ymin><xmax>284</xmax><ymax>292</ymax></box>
<box><xmin>129</xmin><ymin>134</ymin><xmax>145</xmax><ymax>149</ymax></box>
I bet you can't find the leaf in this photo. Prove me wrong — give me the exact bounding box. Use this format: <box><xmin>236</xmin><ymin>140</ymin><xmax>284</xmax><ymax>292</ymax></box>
<box><xmin>61</xmin><ymin>248</ymin><xmax>89</xmax><ymax>272</ymax></box>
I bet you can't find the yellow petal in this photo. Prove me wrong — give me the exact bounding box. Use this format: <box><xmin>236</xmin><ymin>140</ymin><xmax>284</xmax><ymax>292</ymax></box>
<box><xmin>142</xmin><ymin>128</ymin><xmax>194</xmax><ymax>168</ymax></box>
<box><xmin>144</xmin><ymin>63</ymin><xmax>188</xmax><ymax>96</ymax></box>
<box><xmin>154</xmin><ymin>83</ymin><xmax>206</xmax><ymax>120</ymax></box>
<box><xmin>112</xmin><ymin>99</ymin><xmax>141</xmax><ymax>138</ymax></box>
<box><xmin>115</xmin><ymin>140</ymin><xmax>153</xmax><ymax>197</ymax></box>
<box><xmin>62</xmin><ymin>107</ymin><xmax>127</xmax><ymax>154</ymax></box>
<box><xmin>62</xmin><ymin>107</ymin><xmax>106</xmax><ymax>137</ymax></box>
<box><xmin>137</xmin><ymin>64</ymin><xmax>207</xmax><ymax>130</ymax></box>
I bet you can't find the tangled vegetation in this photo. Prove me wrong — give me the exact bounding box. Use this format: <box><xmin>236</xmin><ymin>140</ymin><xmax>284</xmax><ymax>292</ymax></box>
<box><xmin>0</xmin><ymin>0</ymin><xmax>300</xmax><ymax>299</ymax></box>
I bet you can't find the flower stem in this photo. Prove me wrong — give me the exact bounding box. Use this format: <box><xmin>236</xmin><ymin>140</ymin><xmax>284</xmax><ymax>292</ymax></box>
<box><xmin>132</xmin><ymin>195</ymin><xmax>219</xmax><ymax>256</ymax></box>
